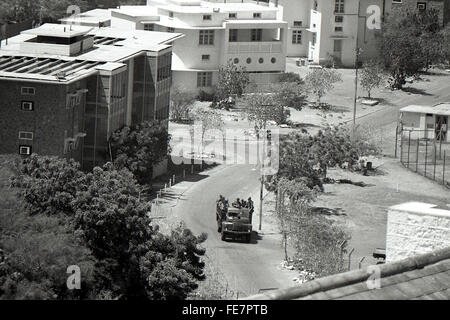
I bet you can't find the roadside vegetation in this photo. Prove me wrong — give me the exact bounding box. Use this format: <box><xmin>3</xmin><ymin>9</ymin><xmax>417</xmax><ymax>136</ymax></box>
<box><xmin>0</xmin><ymin>154</ymin><xmax>207</xmax><ymax>300</ymax></box>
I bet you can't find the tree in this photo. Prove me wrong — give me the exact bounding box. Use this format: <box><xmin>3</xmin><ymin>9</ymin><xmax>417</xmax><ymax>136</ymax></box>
<box><xmin>215</xmin><ymin>59</ymin><xmax>250</xmax><ymax>102</ymax></box>
<box><xmin>192</xmin><ymin>108</ymin><xmax>224</xmax><ymax>157</ymax></box>
<box><xmin>270</xmin><ymin>81</ymin><xmax>307</xmax><ymax>114</ymax></box>
<box><xmin>380</xmin><ymin>7</ymin><xmax>445</xmax><ymax>89</ymax></box>
<box><xmin>304</xmin><ymin>68</ymin><xmax>342</xmax><ymax>106</ymax></box>
<box><xmin>10</xmin><ymin>155</ymin><xmax>207</xmax><ymax>300</ymax></box>
<box><xmin>169</xmin><ymin>86</ymin><xmax>196</xmax><ymax>123</ymax></box>
<box><xmin>0</xmin><ymin>0</ymin><xmax>90</xmax><ymax>24</ymax></box>
<box><xmin>359</xmin><ymin>60</ymin><xmax>385</xmax><ymax>99</ymax></box>
<box><xmin>265</xmin><ymin>126</ymin><xmax>380</xmax><ymax>191</ymax></box>
<box><xmin>245</xmin><ymin>93</ymin><xmax>282</xmax><ymax>136</ymax></box>
<box><xmin>110</xmin><ymin>120</ymin><xmax>171</xmax><ymax>184</ymax></box>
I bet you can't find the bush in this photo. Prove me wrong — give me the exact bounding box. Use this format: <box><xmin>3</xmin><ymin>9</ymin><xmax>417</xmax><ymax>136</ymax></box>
<box><xmin>197</xmin><ymin>89</ymin><xmax>216</xmax><ymax>102</ymax></box>
<box><xmin>292</xmin><ymin>210</ymin><xmax>350</xmax><ymax>277</ymax></box>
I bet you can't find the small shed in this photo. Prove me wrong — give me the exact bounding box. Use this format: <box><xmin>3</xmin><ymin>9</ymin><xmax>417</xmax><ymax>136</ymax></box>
<box><xmin>399</xmin><ymin>103</ymin><xmax>450</xmax><ymax>142</ymax></box>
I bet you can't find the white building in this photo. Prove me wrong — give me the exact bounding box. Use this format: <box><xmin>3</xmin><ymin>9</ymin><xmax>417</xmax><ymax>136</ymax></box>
<box><xmin>63</xmin><ymin>0</ymin><xmax>288</xmax><ymax>93</ymax></box>
<box><xmin>208</xmin><ymin>0</ymin><xmax>395</xmax><ymax>67</ymax></box>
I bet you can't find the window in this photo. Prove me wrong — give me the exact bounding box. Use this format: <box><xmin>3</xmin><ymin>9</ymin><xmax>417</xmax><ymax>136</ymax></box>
<box><xmin>21</xmin><ymin>101</ymin><xmax>34</xmax><ymax>111</ymax></box>
<box><xmin>335</xmin><ymin>0</ymin><xmax>344</xmax><ymax>13</ymax></box>
<box><xmin>335</xmin><ymin>26</ymin><xmax>343</xmax><ymax>32</ymax></box>
<box><xmin>271</xmin><ymin>57</ymin><xmax>276</xmax><ymax>64</ymax></box>
<box><xmin>197</xmin><ymin>72</ymin><xmax>212</xmax><ymax>87</ymax></box>
<box><xmin>251</xmin><ymin>29</ymin><xmax>262</xmax><ymax>41</ymax></box>
<box><xmin>229</xmin><ymin>29</ymin><xmax>238</xmax><ymax>42</ymax></box>
<box><xmin>203</xmin><ymin>15</ymin><xmax>212</xmax><ymax>21</ymax></box>
<box><xmin>144</xmin><ymin>23</ymin><xmax>154</xmax><ymax>31</ymax></box>
<box><xmin>258</xmin><ymin>57</ymin><xmax>264</xmax><ymax>64</ymax></box>
<box><xmin>392</xmin><ymin>0</ymin><xmax>402</xmax><ymax>3</ymax></box>
<box><xmin>292</xmin><ymin>30</ymin><xmax>302</xmax><ymax>44</ymax></box>
<box><xmin>19</xmin><ymin>146</ymin><xmax>31</xmax><ymax>155</ymax></box>
<box><xmin>246</xmin><ymin>57</ymin><xmax>252</xmax><ymax>64</ymax></box>
<box><xmin>199</xmin><ymin>30</ymin><xmax>214</xmax><ymax>45</ymax></box>
<box><xmin>417</xmin><ymin>2</ymin><xmax>426</xmax><ymax>10</ymax></box>
<box><xmin>312</xmin><ymin>33</ymin><xmax>317</xmax><ymax>46</ymax></box>
<box><xmin>229</xmin><ymin>13</ymin><xmax>237</xmax><ymax>19</ymax></box>
<box><xmin>293</xmin><ymin>21</ymin><xmax>302</xmax><ymax>27</ymax></box>
<box><xmin>233</xmin><ymin>58</ymin><xmax>239</xmax><ymax>64</ymax></box>
<box><xmin>253</xmin><ymin>13</ymin><xmax>261</xmax><ymax>19</ymax></box>
<box><xmin>169</xmin><ymin>11</ymin><xmax>174</xmax><ymax>18</ymax></box>
<box><xmin>335</xmin><ymin>15</ymin><xmax>344</xmax><ymax>23</ymax></box>
<box><xmin>202</xmin><ymin>54</ymin><xmax>210</xmax><ymax>61</ymax></box>
<box><xmin>18</xmin><ymin>131</ymin><xmax>33</xmax><ymax>140</ymax></box>
<box><xmin>21</xmin><ymin>87</ymin><xmax>35</xmax><ymax>95</ymax></box>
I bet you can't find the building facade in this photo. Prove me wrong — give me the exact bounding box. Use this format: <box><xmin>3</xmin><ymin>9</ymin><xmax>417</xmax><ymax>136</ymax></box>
<box><xmin>0</xmin><ymin>24</ymin><xmax>180</xmax><ymax>170</ymax></box>
<box><xmin>63</xmin><ymin>0</ymin><xmax>288</xmax><ymax>93</ymax></box>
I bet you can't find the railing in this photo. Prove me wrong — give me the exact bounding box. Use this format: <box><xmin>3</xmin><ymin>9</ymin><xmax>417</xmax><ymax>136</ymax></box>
<box><xmin>228</xmin><ymin>41</ymin><xmax>282</xmax><ymax>54</ymax></box>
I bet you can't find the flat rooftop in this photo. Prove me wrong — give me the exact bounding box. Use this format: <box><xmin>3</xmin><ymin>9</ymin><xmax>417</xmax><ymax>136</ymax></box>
<box><xmin>400</xmin><ymin>103</ymin><xmax>450</xmax><ymax>116</ymax></box>
<box><xmin>22</xmin><ymin>24</ymin><xmax>94</xmax><ymax>38</ymax></box>
<box><xmin>60</xmin><ymin>9</ymin><xmax>112</xmax><ymax>24</ymax></box>
<box><xmin>0</xmin><ymin>24</ymin><xmax>182</xmax><ymax>83</ymax></box>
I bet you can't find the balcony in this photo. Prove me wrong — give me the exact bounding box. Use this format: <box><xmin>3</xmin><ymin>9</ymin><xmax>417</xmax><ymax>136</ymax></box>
<box><xmin>228</xmin><ymin>41</ymin><xmax>283</xmax><ymax>54</ymax></box>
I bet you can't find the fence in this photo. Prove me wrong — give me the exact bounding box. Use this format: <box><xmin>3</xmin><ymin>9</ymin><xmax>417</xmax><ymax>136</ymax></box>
<box><xmin>397</xmin><ymin>129</ymin><xmax>450</xmax><ymax>189</ymax></box>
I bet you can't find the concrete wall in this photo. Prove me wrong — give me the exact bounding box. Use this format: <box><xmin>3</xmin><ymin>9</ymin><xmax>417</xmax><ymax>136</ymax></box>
<box><xmin>386</xmin><ymin>202</ymin><xmax>450</xmax><ymax>263</ymax></box>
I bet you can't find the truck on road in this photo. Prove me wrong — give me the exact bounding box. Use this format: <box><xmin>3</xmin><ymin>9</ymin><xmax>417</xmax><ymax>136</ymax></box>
<box><xmin>217</xmin><ymin>206</ymin><xmax>252</xmax><ymax>243</ymax></box>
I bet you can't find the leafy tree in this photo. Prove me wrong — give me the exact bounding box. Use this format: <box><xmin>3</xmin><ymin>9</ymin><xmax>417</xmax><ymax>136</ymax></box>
<box><xmin>359</xmin><ymin>60</ymin><xmax>385</xmax><ymax>98</ymax></box>
<box><xmin>380</xmin><ymin>7</ymin><xmax>445</xmax><ymax>89</ymax></box>
<box><xmin>265</xmin><ymin>126</ymin><xmax>380</xmax><ymax>191</ymax></box>
<box><xmin>169</xmin><ymin>86</ymin><xmax>196</xmax><ymax>123</ymax></box>
<box><xmin>0</xmin><ymin>0</ymin><xmax>90</xmax><ymax>24</ymax></box>
<box><xmin>270</xmin><ymin>81</ymin><xmax>307</xmax><ymax>113</ymax></box>
<box><xmin>110</xmin><ymin>120</ymin><xmax>171</xmax><ymax>184</ymax></box>
<box><xmin>245</xmin><ymin>93</ymin><xmax>283</xmax><ymax>136</ymax></box>
<box><xmin>265</xmin><ymin>132</ymin><xmax>323</xmax><ymax>192</ymax></box>
<box><xmin>192</xmin><ymin>108</ymin><xmax>224</xmax><ymax>157</ymax></box>
<box><xmin>215</xmin><ymin>59</ymin><xmax>250</xmax><ymax>102</ymax></box>
<box><xmin>304</xmin><ymin>68</ymin><xmax>342</xmax><ymax>105</ymax></box>
<box><xmin>9</xmin><ymin>155</ymin><xmax>207</xmax><ymax>300</ymax></box>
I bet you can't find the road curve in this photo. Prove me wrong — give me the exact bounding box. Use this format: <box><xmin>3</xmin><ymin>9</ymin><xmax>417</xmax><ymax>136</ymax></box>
<box><xmin>171</xmin><ymin>164</ymin><xmax>295</xmax><ymax>297</ymax></box>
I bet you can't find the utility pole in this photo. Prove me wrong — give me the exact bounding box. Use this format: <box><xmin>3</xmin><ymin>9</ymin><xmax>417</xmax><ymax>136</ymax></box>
<box><xmin>258</xmin><ymin>129</ymin><xmax>266</xmax><ymax>231</ymax></box>
<box><xmin>353</xmin><ymin>0</ymin><xmax>361</xmax><ymax>131</ymax></box>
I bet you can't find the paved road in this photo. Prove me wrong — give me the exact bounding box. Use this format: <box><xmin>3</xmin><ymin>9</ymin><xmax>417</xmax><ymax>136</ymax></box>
<box><xmin>167</xmin><ymin>72</ymin><xmax>450</xmax><ymax>297</ymax></box>
<box><xmin>357</xmin><ymin>76</ymin><xmax>450</xmax><ymax>127</ymax></box>
<box><xmin>170</xmin><ymin>164</ymin><xmax>295</xmax><ymax>297</ymax></box>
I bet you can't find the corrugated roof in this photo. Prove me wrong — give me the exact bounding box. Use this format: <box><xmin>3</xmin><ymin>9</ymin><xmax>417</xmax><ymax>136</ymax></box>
<box><xmin>244</xmin><ymin>247</ymin><xmax>450</xmax><ymax>300</ymax></box>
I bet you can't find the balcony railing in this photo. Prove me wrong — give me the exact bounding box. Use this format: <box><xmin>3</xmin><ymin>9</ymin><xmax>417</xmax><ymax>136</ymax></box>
<box><xmin>228</xmin><ymin>41</ymin><xmax>282</xmax><ymax>54</ymax></box>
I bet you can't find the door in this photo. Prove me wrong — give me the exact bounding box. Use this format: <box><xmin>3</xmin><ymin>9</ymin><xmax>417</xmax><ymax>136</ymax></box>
<box><xmin>333</xmin><ymin>39</ymin><xmax>342</xmax><ymax>64</ymax></box>
<box><xmin>435</xmin><ymin>115</ymin><xmax>448</xmax><ymax>141</ymax></box>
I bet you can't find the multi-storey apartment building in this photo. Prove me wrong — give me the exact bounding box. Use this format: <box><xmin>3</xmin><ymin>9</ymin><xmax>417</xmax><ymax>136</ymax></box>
<box><xmin>62</xmin><ymin>0</ymin><xmax>288</xmax><ymax>92</ymax></box>
<box><xmin>0</xmin><ymin>24</ymin><xmax>182</xmax><ymax>170</ymax></box>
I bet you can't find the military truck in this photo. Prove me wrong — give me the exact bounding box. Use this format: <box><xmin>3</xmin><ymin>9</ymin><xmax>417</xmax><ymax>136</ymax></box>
<box><xmin>217</xmin><ymin>206</ymin><xmax>252</xmax><ymax>243</ymax></box>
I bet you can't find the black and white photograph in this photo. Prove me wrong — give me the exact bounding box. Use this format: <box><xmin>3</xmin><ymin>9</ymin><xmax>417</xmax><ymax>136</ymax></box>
<box><xmin>0</xmin><ymin>0</ymin><xmax>449</xmax><ymax>311</ymax></box>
